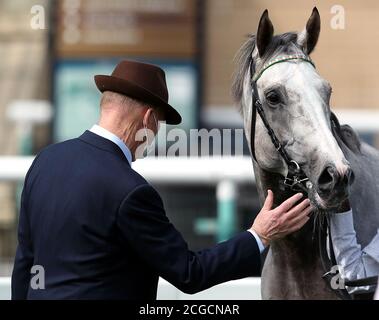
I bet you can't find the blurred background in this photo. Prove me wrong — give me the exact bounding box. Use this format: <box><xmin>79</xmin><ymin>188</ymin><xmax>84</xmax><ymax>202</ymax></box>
<box><xmin>0</xmin><ymin>0</ymin><xmax>379</xmax><ymax>298</ymax></box>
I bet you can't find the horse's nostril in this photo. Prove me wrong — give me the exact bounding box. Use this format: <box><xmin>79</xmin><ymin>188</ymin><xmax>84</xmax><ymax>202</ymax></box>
<box><xmin>318</xmin><ymin>166</ymin><xmax>353</xmax><ymax>195</ymax></box>
<box><xmin>342</xmin><ymin>168</ymin><xmax>354</xmax><ymax>187</ymax></box>
<box><xmin>318</xmin><ymin>165</ymin><xmax>335</xmax><ymax>193</ymax></box>
<box><xmin>349</xmin><ymin>170</ymin><xmax>355</xmax><ymax>185</ymax></box>
<box><xmin>341</xmin><ymin>173</ymin><xmax>349</xmax><ymax>187</ymax></box>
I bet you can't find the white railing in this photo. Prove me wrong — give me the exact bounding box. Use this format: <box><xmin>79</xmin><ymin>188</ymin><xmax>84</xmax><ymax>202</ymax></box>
<box><xmin>0</xmin><ymin>156</ymin><xmax>255</xmax><ymax>184</ymax></box>
<box><xmin>0</xmin><ymin>278</ymin><xmax>11</xmax><ymax>300</ymax></box>
<box><xmin>0</xmin><ymin>277</ymin><xmax>262</xmax><ymax>300</ymax></box>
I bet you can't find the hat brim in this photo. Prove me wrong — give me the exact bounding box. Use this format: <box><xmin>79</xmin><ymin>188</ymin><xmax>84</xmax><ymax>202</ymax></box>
<box><xmin>94</xmin><ymin>75</ymin><xmax>182</xmax><ymax>125</ymax></box>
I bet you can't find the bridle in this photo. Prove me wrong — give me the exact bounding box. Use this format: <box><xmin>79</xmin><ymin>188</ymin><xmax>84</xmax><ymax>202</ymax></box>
<box><xmin>248</xmin><ymin>53</ymin><xmax>378</xmax><ymax>299</ymax></box>
<box><xmin>249</xmin><ymin>53</ymin><xmax>315</xmax><ymax>194</ymax></box>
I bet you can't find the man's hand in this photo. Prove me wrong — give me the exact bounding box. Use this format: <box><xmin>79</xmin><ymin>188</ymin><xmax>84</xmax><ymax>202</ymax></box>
<box><xmin>250</xmin><ymin>190</ymin><xmax>312</xmax><ymax>247</ymax></box>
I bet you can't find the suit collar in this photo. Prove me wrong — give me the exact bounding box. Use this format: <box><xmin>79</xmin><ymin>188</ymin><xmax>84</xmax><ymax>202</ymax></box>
<box><xmin>89</xmin><ymin>125</ymin><xmax>132</xmax><ymax>164</ymax></box>
<box><xmin>79</xmin><ymin>130</ymin><xmax>131</xmax><ymax>166</ymax></box>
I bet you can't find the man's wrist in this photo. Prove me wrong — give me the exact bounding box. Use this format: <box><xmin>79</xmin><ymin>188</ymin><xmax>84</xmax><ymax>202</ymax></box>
<box><xmin>248</xmin><ymin>229</ymin><xmax>269</xmax><ymax>252</ymax></box>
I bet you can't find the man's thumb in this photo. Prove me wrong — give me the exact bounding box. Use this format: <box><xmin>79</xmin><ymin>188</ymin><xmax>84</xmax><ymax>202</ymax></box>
<box><xmin>263</xmin><ymin>190</ymin><xmax>274</xmax><ymax>210</ymax></box>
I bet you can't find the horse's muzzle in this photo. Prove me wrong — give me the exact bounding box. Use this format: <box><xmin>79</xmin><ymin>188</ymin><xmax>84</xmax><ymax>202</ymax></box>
<box><xmin>317</xmin><ymin>165</ymin><xmax>354</xmax><ymax>199</ymax></box>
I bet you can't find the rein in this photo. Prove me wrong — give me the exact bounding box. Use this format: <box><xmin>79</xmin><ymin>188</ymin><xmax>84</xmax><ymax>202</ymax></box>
<box><xmin>248</xmin><ymin>53</ymin><xmax>378</xmax><ymax>299</ymax></box>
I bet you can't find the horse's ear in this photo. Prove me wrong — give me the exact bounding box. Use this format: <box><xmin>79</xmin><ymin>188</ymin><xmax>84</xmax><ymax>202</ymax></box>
<box><xmin>298</xmin><ymin>7</ymin><xmax>320</xmax><ymax>55</ymax></box>
<box><xmin>256</xmin><ymin>10</ymin><xmax>274</xmax><ymax>57</ymax></box>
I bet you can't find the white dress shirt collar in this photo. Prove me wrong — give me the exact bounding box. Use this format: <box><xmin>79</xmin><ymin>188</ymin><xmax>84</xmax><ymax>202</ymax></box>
<box><xmin>89</xmin><ymin>125</ymin><xmax>132</xmax><ymax>165</ymax></box>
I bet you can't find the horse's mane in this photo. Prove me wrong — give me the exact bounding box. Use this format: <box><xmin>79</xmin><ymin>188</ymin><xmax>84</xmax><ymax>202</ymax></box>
<box><xmin>331</xmin><ymin>112</ymin><xmax>362</xmax><ymax>154</ymax></box>
<box><xmin>232</xmin><ymin>32</ymin><xmax>300</xmax><ymax>109</ymax></box>
<box><xmin>232</xmin><ymin>35</ymin><xmax>256</xmax><ymax>106</ymax></box>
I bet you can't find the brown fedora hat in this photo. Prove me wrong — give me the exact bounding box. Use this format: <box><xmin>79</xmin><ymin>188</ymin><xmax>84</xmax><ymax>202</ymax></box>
<box><xmin>94</xmin><ymin>60</ymin><xmax>182</xmax><ymax>125</ymax></box>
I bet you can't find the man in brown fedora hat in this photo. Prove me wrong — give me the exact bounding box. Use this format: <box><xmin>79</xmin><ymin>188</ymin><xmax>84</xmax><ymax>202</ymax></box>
<box><xmin>12</xmin><ymin>60</ymin><xmax>311</xmax><ymax>299</ymax></box>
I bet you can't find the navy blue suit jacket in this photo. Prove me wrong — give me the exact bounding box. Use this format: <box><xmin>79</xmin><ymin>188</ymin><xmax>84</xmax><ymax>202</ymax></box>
<box><xmin>11</xmin><ymin>131</ymin><xmax>261</xmax><ymax>300</ymax></box>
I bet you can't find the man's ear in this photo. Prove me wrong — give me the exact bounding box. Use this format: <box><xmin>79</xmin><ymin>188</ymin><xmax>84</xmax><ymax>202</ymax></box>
<box><xmin>142</xmin><ymin>108</ymin><xmax>151</xmax><ymax>128</ymax></box>
<box><xmin>143</xmin><ymin>108</ymin><xmax>158</xmax><ymax>129</ymax></box>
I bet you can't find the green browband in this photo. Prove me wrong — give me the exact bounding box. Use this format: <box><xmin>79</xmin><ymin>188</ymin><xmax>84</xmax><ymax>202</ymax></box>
<box><xmin>252</xmin><ymin>54</ymin><xmax>316</xmax><ymax>82</ymax></box>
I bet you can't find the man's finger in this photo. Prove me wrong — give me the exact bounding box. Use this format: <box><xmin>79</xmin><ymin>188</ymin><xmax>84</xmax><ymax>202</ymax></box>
<box><xmin>262</xmin><ymin>190</ymin><xmax>274</xmax><ymax>211</ymax></box>
<box><xmin>274</xmin><ymin>193</ymin><xmax>303</xmax><ymax>214</ymax></box>
<box><xmin>287</xmin><ymin>216</ymin><xmax>310</xmax><ymax>233</ymax></box>
<box><xmin>284</xmin><ymin>199</ymin><xmax>311</xmax><ymax>220</ymax></box>
<box><xmin>288</xmin><ymin>207</ymin><xmax>313</xmax><ymax>227</ymax></box>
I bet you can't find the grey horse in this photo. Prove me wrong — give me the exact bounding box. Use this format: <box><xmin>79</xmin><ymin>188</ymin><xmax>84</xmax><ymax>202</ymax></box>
<box><xmin>232</xmin><ymin>8</ymin><xmax>379</xmax><ymax>299</ymax></box>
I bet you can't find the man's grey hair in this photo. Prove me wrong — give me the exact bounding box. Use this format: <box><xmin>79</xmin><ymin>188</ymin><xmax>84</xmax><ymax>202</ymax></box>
<box><xmin>100</xmin><ymin>91</ymin><xmax>150</xmax><ymax>110</ymax></box>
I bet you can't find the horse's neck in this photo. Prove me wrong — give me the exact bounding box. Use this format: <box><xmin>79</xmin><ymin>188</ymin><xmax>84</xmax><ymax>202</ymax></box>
<box><xmin>330</xmin><ymin>122</ymin><xmax>379</xmax><ymax>245</ymax></box>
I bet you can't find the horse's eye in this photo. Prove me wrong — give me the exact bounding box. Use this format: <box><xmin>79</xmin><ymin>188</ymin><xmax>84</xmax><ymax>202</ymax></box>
<box><xmin>266</xmin><ymin>91</ymin><xmax>281</xmax><ymax>105</ymax></box>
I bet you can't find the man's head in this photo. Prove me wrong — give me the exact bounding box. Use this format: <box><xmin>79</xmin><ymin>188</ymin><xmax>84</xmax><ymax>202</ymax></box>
<box><xmin>94</xmin><ymin>60</ymin><xmax>181</xmax><ymax>125</ymax></box>
<box><xmin>93</xmin><ymin>60</ymin><xmax>182</xmax><ymax>160</ymax></box>
<box><xmin>98</xmin><ymin>91</ymin><xmax>164</xmax><ymax>160</ymax></box>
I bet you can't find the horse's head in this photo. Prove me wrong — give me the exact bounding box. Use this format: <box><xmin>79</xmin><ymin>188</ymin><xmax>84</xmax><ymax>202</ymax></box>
<box><xmin>233</xmin><ymin>8</ymin><xmax>353</xmax><ymax>211</ymax></box>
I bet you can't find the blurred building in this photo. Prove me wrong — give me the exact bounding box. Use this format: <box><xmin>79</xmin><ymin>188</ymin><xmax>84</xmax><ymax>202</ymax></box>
<box><xmin>0</xmin><ymin>0</ymin><xmax>49</xmax><ymax>270</ymax></box>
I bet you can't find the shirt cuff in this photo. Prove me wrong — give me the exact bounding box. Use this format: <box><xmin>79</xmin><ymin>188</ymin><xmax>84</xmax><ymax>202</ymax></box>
<box><xmin>330</xmin><ymin>209</ymin><xmax>354</xmax><ymax>235</ymax></box>
<box><xmin>338</xmin><ymin>209</ymin><xmax>353</xmax><ymax>216</ymax></box>
<box><xmin>247</xmin><ymin>229</ymin><xmax>266</xmax><ymax>253</ymax></box>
